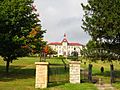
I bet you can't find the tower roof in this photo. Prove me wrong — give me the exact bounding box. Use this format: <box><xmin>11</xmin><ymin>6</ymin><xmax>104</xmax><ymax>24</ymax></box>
<box><xmin>61</xmin><ymin>33</ymin><xmax>68</xmax><ymax>43</ymax></box>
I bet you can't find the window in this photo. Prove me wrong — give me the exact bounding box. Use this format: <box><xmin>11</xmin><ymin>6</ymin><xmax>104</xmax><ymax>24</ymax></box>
<box><xmin>59</xmin><ymin>50</ymin><xmax>61</xmax><ymax>53</ymax></box>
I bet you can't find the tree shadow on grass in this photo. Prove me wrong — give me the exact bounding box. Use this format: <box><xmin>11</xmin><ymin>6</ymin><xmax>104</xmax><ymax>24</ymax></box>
<box><xmin>0</xmin><ymin>65</ymin><xmax>35</xmax><ymax>82</ymax></box>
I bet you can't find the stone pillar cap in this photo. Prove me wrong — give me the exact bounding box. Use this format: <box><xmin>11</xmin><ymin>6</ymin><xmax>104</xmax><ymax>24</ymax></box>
<box><xmin>35</xmin><ymin>62</ymin><xmax>49</xmax><ymax>65</ymax></box>
<box><xmin>69</xmin><ymin>61</ymin><xmax>81</xmax><ymax>64</ymax></box>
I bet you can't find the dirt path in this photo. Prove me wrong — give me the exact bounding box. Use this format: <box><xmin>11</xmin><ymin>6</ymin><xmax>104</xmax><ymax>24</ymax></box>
<box><xmin>96</xmin><ymin>84</ymin><xmax>115</xmax><ymax>90</ymax></box>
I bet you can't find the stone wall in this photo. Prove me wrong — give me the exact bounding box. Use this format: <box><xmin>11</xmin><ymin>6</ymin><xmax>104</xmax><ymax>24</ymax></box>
<box><xmin>69</xmin><ymin>61</ymin><xmax>80</xmax><ymax>83</ymax></box>
<box><xmin>35</xmin><ymin>62</ymin><xmax>49</xmax><ymax>88</ymax></box>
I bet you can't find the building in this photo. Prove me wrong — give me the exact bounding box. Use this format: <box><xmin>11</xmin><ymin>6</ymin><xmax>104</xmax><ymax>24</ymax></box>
<box><xmin>48</xmin><ymin>34</ymin><xmax>84</xmax><ymax>57</ymax></box>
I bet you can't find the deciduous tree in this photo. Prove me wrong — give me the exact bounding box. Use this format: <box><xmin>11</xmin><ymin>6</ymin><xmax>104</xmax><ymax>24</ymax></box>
<box><xmin>0</xmin><ymin>0</ymin><xmax>45</xmax><ymax>72</ymax></box>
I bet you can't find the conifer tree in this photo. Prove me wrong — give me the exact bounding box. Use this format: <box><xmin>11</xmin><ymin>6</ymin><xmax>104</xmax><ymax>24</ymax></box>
<box><xmin>81</xmin><ymin>0</ymin><xmax>120</xmax><ymax>60</ymax></box>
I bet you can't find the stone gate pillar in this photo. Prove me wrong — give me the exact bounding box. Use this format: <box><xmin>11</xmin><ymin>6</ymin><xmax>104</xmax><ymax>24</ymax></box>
<box><xmin>69</xmin><ymin>61</ymin><xmax>81</xmax><ymax>83</ymax></box>
<box><xmin>35</xmin><ymin>62</ymin><xmax>49</xmax><ymax>88</ymax></box>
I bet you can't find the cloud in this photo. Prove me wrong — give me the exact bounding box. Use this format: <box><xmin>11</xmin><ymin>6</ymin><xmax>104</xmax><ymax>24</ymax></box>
<box><xmin>34</xmin><ymin>0</ymin><xmax>90</xmax><ymax>44</ymax></box>
<box><xmin>57</xmin><ymin>17</ymin><xmax>81</xmax><ymax>28</ymax></box>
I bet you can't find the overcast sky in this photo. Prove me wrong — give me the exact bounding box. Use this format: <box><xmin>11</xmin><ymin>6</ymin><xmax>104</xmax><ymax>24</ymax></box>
<box><xmin>34</xmin><ymin>0</ymin><xmax>91</xmax><ymax>45</ymax></box>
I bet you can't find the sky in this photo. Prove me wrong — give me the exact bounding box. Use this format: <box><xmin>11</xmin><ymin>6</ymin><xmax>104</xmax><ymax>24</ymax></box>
<box><xmin>34</xmin><ymin>0</ymin><xmax>91</xmax><ymax>45</ymax></box>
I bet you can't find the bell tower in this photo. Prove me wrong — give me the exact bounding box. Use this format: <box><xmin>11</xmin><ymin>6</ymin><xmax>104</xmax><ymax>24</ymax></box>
<box><xmin>62</xmin><ymin>33</ymin><xmax>68</xmax><ymax>57</ymax></box>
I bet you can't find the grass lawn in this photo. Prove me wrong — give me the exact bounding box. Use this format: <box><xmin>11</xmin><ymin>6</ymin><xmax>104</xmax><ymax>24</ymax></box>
<box><xmin>0</xmin><ymin>57</ymin><xmax>98</xmax><ymax>90</ymax></box>
<box><xmin>46</xmin><ymin>83</ymin><xmax>98</xmax><ymax>90</ymax></box>
<box><xmin>0</xmin><ymin>57</ymin><xmax>120</xmax><ymax>90</ymax></box>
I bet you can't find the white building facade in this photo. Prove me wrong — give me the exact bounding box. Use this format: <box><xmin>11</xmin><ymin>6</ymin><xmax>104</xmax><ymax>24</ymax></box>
<box><xmin>48</xmin><ymin>34</ymin><xmax>84</xmax><ymax>57</ymax></box>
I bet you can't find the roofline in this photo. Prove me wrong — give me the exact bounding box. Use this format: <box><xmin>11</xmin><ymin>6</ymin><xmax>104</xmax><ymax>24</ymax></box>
<box><xmin>48</xmin><ymin>42</ymin><xmax>84</xmax><ymax>46</ymax></box>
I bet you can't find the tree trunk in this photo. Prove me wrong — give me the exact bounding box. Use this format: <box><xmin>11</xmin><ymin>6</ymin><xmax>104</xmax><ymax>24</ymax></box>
<box><xmin>6</xmin><ymin>60</ymin><xmax>10</xmax><ymax>73</ymax></box>
<box><xmin>43</xmin><ymin>53</ymin><xmax>46</xmax><ymax>61</ymax></box>
<box><xmin>39</xmin><ymin>52</ymin><xmax>41</xmax><ymax>61</ymax></box>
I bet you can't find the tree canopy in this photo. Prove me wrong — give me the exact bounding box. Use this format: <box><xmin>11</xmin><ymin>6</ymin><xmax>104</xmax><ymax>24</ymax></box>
<box><xmin>81</xmin><ymin>40</ymin><xmax>119</xmax><ymax>62</ymax></box>
<box><xmin>81</xmin><ymin>0</ymin><xmax>120</xmax><ymax>60</ymax></box>
<box><xmin>0</xmin><ymin>0</ymin><xmax>45</xmax><ymax>72</ymax></box>
<box><xmin>43</xmin><ymin>45</ymin><xmax>57</xmax><ymax>56</ymax></box>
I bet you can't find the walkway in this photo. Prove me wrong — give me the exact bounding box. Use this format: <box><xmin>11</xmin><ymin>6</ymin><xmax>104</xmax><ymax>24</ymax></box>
<box><xmin>96</xmin><ymin>84</ymin><xmax>115</xmax><ymax>90</ymax></box>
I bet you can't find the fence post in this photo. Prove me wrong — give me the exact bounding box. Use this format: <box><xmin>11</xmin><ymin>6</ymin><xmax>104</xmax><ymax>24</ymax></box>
<box><xmin>69</xmin><ymin>61</ymin><xmax>81</xmax><ymax>83</ymax></box>
<box><xmin>35</xmin><ymin>62</ymin><xmax>49</xmax><ymax>88</ymax></box>
<box><xmin>88</xmin><ymin>64</ymin><xmax>92</xmax><ymax>82</ymax></box>
<box><xmin>110</xmin><ymin>64</ymin><xmax>114</xmax><ymax>84</ymax></box>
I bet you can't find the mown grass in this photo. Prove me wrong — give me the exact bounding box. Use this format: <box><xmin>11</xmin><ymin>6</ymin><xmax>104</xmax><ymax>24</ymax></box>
<box><xmin>0</xmin><ymin>56</ymin><xmax>120</xmax><ymax>90</ymax></box>
<box><xmin>46</xmin><ymin>83</ymin><xmax>98</xmax><ymax>90</ymax></box>
<box><xmin>46</xmin><ymin>58</ymin><xmax>69</xmax><ymax>64</ymax></box>
<box><xmin>0</xmin><ymin>57</ymin><xmax>39</xmax><ymax>90</ymax></box>
<box><xmin>113</xmin><ymin>83</ymin><xmax>120</xmax><ymax>90</ymax></box>
<box><xmin>0</xmin><ymin>57</ymin><xmax>98</xmax><ymax>90</ymax></box>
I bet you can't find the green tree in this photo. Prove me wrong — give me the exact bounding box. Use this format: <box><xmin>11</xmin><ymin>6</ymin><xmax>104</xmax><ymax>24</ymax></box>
<box><xmin>0</xmin><ymin>0</ymin><xmax>45</xmax><ymax>73</ymax></box>
<box><xmin>42</xmin><ymin>45</ymin><xmax>57</xmax><ymax>58</ymax></box>
<box><xmin>81</xmin><ymin>40</ymin><xmax>111</xmax><ymax>61</ymax></box>
<box><xmin>26</xmin><ymin>25</ymin><xmax>46</xmax><ymax>59</ymax></box>
<box><xmin>46</xmin><ymin>46</ymin><xmax>57</xmax><ymax>57</ymax></box>
<box><xmin>81</xmin><ymin>0</ymin><xmax>120</xmax><ymax>59</ymax></box>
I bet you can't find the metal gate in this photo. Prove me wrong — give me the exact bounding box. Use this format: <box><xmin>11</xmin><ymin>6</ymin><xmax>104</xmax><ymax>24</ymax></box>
<box><xmin>114</xmin><ymin>70</ymin><xmax>120</xmax><ymax>83</ymax></box>
<box><xmin>48</xmin><ymin>64</ymin><xmax>69</xmax><ymax>83</ymax></box>
<box><xmin>80</xmin><ymin>68</ymin><xmax>89</xmax><ymax>82</ymax></box>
